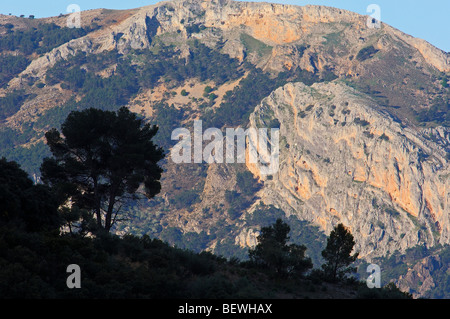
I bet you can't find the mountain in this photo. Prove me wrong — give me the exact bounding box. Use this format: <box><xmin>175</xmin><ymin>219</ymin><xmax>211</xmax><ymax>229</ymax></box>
<box><xmin>0</xmin><ymin>0</ymin><xmax>448</xmax><ymax>297</ymax></box>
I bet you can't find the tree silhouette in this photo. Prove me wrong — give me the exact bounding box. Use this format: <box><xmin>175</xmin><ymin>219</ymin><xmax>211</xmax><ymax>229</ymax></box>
<box><xmin>41</xmin><ymin>107</ymin><xmax>164</xmax><ymax>233</ymax></box>
<box><xmin>249</xmin><ymin>219</ymin><xmax>312</xmax><ymax>277</ymax></box>
<box><xmin>321</xmin><ymin>223</ymin><xmax>359</xmax><ymax>282</ymax></box>
<box><xmin>0</xmin><ymin>158</ymin><xmax>60</xmax><ymax>232</ymax></box>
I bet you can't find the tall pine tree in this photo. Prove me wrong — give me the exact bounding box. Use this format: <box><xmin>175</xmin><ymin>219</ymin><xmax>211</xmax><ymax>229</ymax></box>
<box><xmin>321</xmin><ymin>223</ymin><xmax>359</xmax><ymax>282</ymax></box>
<box><xmin>41</xmin><ymin>107</ymin><xmax>164</xmax><ymax>233</ymax></box>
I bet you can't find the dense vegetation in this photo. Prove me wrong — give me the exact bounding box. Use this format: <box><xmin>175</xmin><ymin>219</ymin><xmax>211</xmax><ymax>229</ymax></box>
<box><xmin>0</xmin><ymin>154</ymin><xmax>411</xmax><ymax>298</ymax></box>
<box><xmin>149</xmin><ymin>102</ymin><xmax>186</xmax><ymax>151</ymax></box>
<box><xmin>0</xmin><ymin>89</ymin><xmax>28</xmax><ymax>120</ymax></box>
<box><xmin>0</xmin><ymin>125</ymin><xmax>49</xmax><ymax>175</ymax></box>
<box><xmin>202</xmin><ymin>64</ymin><xmax>336</xmax><ymax>128</ymax></box>
<box><xmin>0</xmin><ymin>158</ymin><xmax>61</xmax><ymax>232</ymax></box>
<box><xmin>33</xmin><ymin>41</ymin><xmax>246</xmax><ymax>147</ymax></box>
<box><xmin>136</xmin><ymin>41</ymin><xmax>243</xmax><ymax>88</ymax></box>
<box><xmin>44</xmin><ymin>51</ymin><xmax>139</xmax><ymax>116</ymax></box>
<box><xmin>0</xmin><ymin>23</ymin><xmax>97</xmax><ymax>55</ymax></box>
<box><xmin>0</xmin><ymin>55</ymin><xmax>30</xmax><ymax>88</ymax></box>
<box><xmin>0</xmin><ymin>214</ymin><xmax>409</xmax><ymax>299</ymax></box>
<box><xmin>356</xmin><ymin>45</ymin><xmax>379</xmax><ymax>62</ymax></box>
<box><xmin>416</xmin><ymin>95</ymin><xmax>450</xmax><ymax>127</ymax></box>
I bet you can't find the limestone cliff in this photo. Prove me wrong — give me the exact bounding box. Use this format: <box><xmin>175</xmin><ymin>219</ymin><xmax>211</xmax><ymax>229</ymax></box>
<box><xmin>248</xmin><ymin>81</ymin><xmax>449</xmax><ymax>259</ymax></box>
<box><xmin>396</xmin><ymin>254</ymin><xmax>444</xmax><ymax>298</ymax></box>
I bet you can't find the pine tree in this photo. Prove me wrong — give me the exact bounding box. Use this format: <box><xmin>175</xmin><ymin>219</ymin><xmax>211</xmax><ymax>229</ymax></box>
<box><xmin>249</xmin><ymin>219</ymin><xmax>312</xmax><ymax>277</ymax></box>
<box><xmin>41</xmin><ymin>107</ymin><xmax>164</xmax><ymax>233</ymax></box>
<box><xmin>321</xmin><ymin>223</ymin><xmax>359</xmax><ymax>282</ymax></box>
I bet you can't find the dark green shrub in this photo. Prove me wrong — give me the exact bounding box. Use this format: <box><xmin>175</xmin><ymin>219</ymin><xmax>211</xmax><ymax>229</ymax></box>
<box><xmin>356</xmin><ymin>46</ymin><xmax>379</xmax><ymax>62</ymax></box>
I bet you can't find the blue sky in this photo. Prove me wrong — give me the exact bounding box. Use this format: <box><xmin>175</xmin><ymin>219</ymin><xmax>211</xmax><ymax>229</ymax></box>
<box><xmin>1</xmin><ymin>0</ymin><xmax>449</xmax><ymax>52</ymax></box>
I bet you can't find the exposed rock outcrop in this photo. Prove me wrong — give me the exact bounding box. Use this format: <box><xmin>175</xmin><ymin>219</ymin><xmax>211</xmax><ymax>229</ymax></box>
<box><xmin>397</xmin><ymin>254</ymin><xmax>444</xmax><ymax>298</ymax></box>
<box><xmin>248</xmin><ymin>81</ymin><xmax>449</xmax><ymax>259</ymax></box>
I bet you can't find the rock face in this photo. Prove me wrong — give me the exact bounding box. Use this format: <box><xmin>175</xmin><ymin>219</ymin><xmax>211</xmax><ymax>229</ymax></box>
<box><xmin>6</xmin><ymin>0</ymin><xmax>449</xmax><ymax>128</ymax></box>
<box><xmin>235</xmin><ymin>228</ymin><xmax>260</xmax><ymax>248</ymax></box>
<box><xmin>10</xmin><ymin>0</ymin><xmax>450</xmax><ymax>86</ymax></box>
<box><xmin>397</xmin><ymin>254</ymin><xmax>444</xmax><ymax>298</ymax></box>
<box><xmin>248</xmin><ymin>81</ymin><xmax>449</xmax><ymax>259</ymax></box>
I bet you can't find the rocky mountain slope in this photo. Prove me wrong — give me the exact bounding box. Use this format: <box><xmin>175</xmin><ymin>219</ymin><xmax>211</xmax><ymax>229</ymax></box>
<box><xmin>249</xmin><ymin>81</ymin><xmax>449</xmax><ymax>260</ymax></box>
<box><xmin>0</xmin><ymin>0</ymin><xmax>448</xmax><ymax>297</ymax></box>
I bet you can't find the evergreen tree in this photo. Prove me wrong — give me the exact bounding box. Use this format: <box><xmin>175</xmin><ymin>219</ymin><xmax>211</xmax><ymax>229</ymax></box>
<box><xmin>321</xmin><ymin>223</ymin><xmax>359</xmax><ymax>282</ymax></box>
<box><xmin>40</xmin><ymin>107</ymin><xmax>164</xmax><ymax>233</ymax></box>
<box><xmin>0</xmin><ymin>158</ymin><xmax>60</xmax><ymax>232</ymax></box>
<box><xmin>249</xmin><ymin>219</ymin><xmax>312</xmax><ymax>277</ymax></box>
